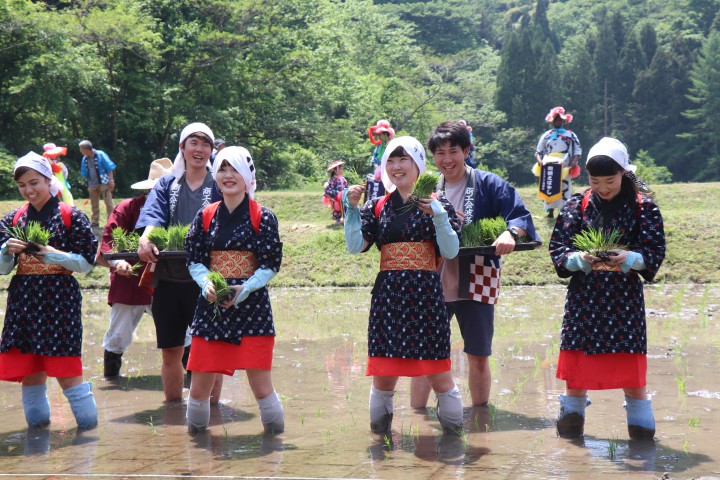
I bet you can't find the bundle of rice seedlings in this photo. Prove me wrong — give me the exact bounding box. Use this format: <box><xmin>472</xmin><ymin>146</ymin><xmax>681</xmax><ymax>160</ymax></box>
<box><xmin>572</xmin><ymin>227</ymin><xmax>627</xmax><ymax>260</ymax></box>
<box><xmin>461</xmin><ymin>216</ymin><xmax>508</xmax><ymax>247</ymax></box>
<box><xmin>166</xmin><ymin>224</ymin><xmax>190</xmax><ymax>251</ymax></box>
<box><xmin>111</xmin><ymin>227</ymin><xmax>131</xmax><ymax>252</ymax></box>
<box><xmin>147</xmin><ymin>227</ymin><xmax>169</xmax><ymax>251</ymax></box>
<box><xmin>207</xmin><ymin>271</ymin><xmax>233</xmax><ymax>317</ymax></box>
<box><xmin>26</xmin><ymin>221</ymin><xmax>51</xmax><ymax>245</ymax></box>
<box><xmin>3</xmin><ymin>224</ymin><xmax>28</xmax><ymax>242</ymax></box>
<box><xmin>412</xmin><ymin>173</ymin><xmax>438</xmax><ymax>199</ymax></box>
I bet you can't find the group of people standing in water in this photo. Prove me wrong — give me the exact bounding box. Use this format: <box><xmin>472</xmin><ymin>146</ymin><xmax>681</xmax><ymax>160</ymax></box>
<box><xmin>0</xmin><ymin>118</ymin><xmax>664</xmax><ymax>443</ymax></box>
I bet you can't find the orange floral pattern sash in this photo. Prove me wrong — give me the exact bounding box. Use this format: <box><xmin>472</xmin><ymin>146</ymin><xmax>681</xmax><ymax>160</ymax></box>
<box><xmin>16</xmin><ymin>253</ymin><xmax>72</xmax><ymax>276</ymax></box>
<box><xmin>209</xmin><ymin>251</ymin><xmax>258</xmax><ymax>279</ymax></box>
<box><xmin>380</xmin><ymin>242</ymin><xmax>439</xmax><ymax>271</ymax></box>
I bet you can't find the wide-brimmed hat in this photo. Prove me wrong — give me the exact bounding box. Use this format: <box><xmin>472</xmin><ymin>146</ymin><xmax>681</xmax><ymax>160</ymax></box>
<box><xmin>545</xmin><ymin>106</ymin><xmax>573</xmax><ymax>124</ymax></box>
<box><xmin>327</xmin><ymin>160</ymin><xmax>345</xmax><ymax>172</ymax></box>
<box><xmin>42</xmin><ymin>143</ymin><xmax>68</xmax><ymax>160</ymax></box>
<box><xmin>372</xmin><ymin>119</ymin><xmax>395</xmax><ymax>137</ymax></box>
<box><xmin>131</xmin><ymin>158</ymin><xmax>173</xmax><ymax>190</ymax></box>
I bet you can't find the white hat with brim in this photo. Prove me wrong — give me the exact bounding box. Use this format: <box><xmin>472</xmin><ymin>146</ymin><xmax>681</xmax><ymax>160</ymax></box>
<box><xmin>587</xmin><ymin>137</ymin><xmax>636</xmax><ymax>173</ymax></box>
<box><xmin>131</xmin><ymin>157</ymin><xmax>174</xmax><ymax>190</ymax></box>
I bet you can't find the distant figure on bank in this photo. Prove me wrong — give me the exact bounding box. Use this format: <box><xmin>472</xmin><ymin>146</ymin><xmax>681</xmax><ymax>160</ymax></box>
<box><xmin>42</xmin><ymin>143</ymin><xmax>74</xmax><ymax>206</ymax></box>
<box><xmin>79</xmin><ymin>140</ymin><xmax>116</xmax><ymax>227</ymax></box>
<box><xmin>323</xmin><ymin>160</ymin><xmax>348</xmax><ymax>224</ymax></box>
<box><xmin>95</xmin><ymin>158</ymin><xmax>173</xmax><ymax>377</ymax></box>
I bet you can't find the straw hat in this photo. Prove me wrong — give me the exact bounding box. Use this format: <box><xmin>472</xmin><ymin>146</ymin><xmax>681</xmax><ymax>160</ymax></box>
<box><xmin>131</xmin><ymin>158</ymin><xmax>173</xmax><ymax>190</ymax></box>
<box><xmin>327</xmin><ymin>160</ymin><xmax>345</xmax><ymax>172</ymax></box>
<box><xmin>42</xmin><ymin>143</ymin><xmax>68</xmax><ymax>159</ymax></box>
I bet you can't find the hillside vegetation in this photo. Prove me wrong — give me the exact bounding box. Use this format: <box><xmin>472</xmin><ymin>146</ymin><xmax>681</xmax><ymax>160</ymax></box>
<box><xmin>0</xmin><ymin>182</ymin><xmax>717</xmax><ymax>290</ymax></box>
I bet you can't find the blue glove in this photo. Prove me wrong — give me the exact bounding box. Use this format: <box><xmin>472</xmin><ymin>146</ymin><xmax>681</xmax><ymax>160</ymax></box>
<box><xmin>234</xmin><ymin>268</ymin><xmax>277</xmax><ymax>305</ymax></box>
<box><xmin>188</xmin><ymin>262</ymin><xmax>212</xmax><ymax>298</ymax></box>
<box><xmin>621</xmin><ymin>251</ymin><xmax>646</xmax><ymax>273</ymax></box>
<box><xmin>344</xmin><ymin>205</ymin><xmax>365</xmax><ymax>255</ymax></box>
<box><xmin>430</xmin><ymin>199</ymin><xmax>459</xmax><ymax>259</ymax></box>
<box><xmin>44</xmin><ymin>252</ymin><xmax>93</xmax><ymax>274</ymax></box>
<box><xmin>0</xmin><ymin>242</ymin><xmax>15</xmax><ymax>275</ymax></box>
<box><xmin>563</xmin><ymin>252</ymin><xmax>592</xmax><ymax>273</ymax></box>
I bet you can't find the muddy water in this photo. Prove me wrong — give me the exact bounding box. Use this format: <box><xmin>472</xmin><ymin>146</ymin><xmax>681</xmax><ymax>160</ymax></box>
<box><xmin>0</xmin><ymin>285</ymin><xmax>718</xmax><ymax>479</ymax></box>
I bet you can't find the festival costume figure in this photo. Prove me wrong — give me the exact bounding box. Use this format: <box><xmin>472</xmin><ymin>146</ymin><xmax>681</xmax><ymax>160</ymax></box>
<box><xmin>535</xmin><ymin>106</ymin><xmax>582</xmax><ymax>218</ymax></box>
<box><xmin>0</xmin><ymin>152</ymin><xmax>98</xmax><ymax>429</ymax></box>
<box><xmin>323</xmin><ymin>161</ymin><xmax>348</xmax><ymax>224</ymax></box>
<box><xmin>42</xmin><ymin>143</ymin><xmax>74</xmax><ymax>206</ymax></box>
<box><xmin>344</xmin><ymin>136</ymin><xmax>465</xmax><ymax>435</ymax></box>
<box><xmin>549</xmin><ymin>137</ymin><xmax>665</xmax><ymax>439</ymax></box>
<box><xmin>95</xmin><ymin>158</ymin><xmax>173</xmax><ymax>377</ymax></box>
<box><xmin>364</xmin><ymin>119</ymin><xmax>395</xmax><ymax>202</ymax></box>
<box><xmin>185</xmin><ymin>146</ymin><xmax>285</xmax><ymax>435</ymax></box>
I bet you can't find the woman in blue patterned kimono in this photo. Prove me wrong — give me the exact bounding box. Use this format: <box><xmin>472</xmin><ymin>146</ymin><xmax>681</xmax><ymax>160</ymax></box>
<box><xmin>184</xmin><ymin>146</ymin><xmax>284</xmax><ymax>435</ymax></box>
<box><xmin>0</xmin><ymin>152</ymin><xmax>98</xmax><ymax>429</ymax></box>
<box><xmin>344</xmin><ymin>136</ymin><xmax>465</xmax><ymax>435</ymax></box>
<box><xmin>549</xmin><ymin>137</ymin><xmax>665</xmax><ymax>440</ymax></box>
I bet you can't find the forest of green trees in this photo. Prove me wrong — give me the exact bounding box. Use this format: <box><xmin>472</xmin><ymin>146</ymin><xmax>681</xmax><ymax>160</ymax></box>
<box><xmin>1</xmin><ymin>0</ymin><xmax>719</xmax><ymax>197</ymax></box>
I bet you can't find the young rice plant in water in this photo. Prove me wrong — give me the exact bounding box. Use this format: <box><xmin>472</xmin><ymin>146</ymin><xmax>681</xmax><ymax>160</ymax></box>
<box><xmin>572</xmin><ymin>227</ymin><xmax>627</xmax><ymax>260</ymax></box>
<box><xmin>461</xmin><ymin>217</ymin><xmax>507</xmax><ymax>247</ymax></box>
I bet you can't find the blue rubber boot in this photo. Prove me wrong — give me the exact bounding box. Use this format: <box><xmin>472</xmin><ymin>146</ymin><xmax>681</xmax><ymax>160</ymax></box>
<box><xmin>22</xmin><ymin>385</ymin><xmax>51</xmax><ymax>428</ymax></box>
<box><xmin>557</xmin><ymin>394</ymin><xmax>590</xmax><ymax>438</ymax></box>
<box><xmin>63</xmin><ymin>382</ymin><xmax>98</xmax><ymax>429</ymax></box>
<box><xmin>624</xmin><ymin>395</ymin><xmax>655</xmax><ymax>440</ymax></box>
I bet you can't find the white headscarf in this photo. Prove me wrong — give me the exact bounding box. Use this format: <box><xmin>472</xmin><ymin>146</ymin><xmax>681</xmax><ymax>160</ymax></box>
<box><xmin>212</xmin><ymin>146</ymin><xmax>257</xmax><ymax>199</ymax></box>
<box><xmin>172</xmin><ymin>122</ymin><xmax>215</xmax><ymax>179</ymax></box>
<box><xmin>14</xmin><ymin>152</ymin><xmax>62</xmax><ymax>197</ymax></box>
<box><xmin>587</xmin><ymin>137</ymin><xmax>636</xmax><ymax>172</ymax></box>
<box><xmin>380</xmin><ymin>136</ymin><xmax>427</xmax><ymax>193</ymax></box>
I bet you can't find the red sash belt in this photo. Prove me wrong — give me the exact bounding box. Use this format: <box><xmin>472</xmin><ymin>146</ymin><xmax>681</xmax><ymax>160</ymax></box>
<box><xmin>209</xmin><ymin>251</ymin><xmax>258</xmax><ymax>279</ymax></box>
<box><xmin>16</xmin><ymin>253</ymin><xmax>71</xmax><ymax>276</ymax></box>
<box><xmin>380</xmin><ymin>242</ymin><xmax>438</xmax><ymax>271</ymax></box>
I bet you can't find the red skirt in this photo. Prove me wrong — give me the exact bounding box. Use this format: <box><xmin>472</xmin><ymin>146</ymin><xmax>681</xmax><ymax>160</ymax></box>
<box><xmin>366</xmin><ymin>357</ymin><xmax>451</xmax><ymax>377</ymax></box>
<box><xmin>556</xmin><ymin>350</ymin><xmax>647</xmax><ymax>390</ymax></box>
<box><xmin>0</xmin><ymin>349</ymin><xmax>83</xmax><ymax>382</ymax></box>
<box><xmin>187</xmin><ymin>336</ymin><xmax>274</xmax><ymax>375</ymax></box>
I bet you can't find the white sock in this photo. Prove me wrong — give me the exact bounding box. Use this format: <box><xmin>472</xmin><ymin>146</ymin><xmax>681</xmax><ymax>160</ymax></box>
<box><xmin>186</xmin><ymin>396</ymin><xmax>210</xmax><ymax>432</ymax></box>
<box><xmin>369</xmin><ymin>387</ymin><xmax>394</xmax><ymax>423</ymax></box>
<box><xmin>436</xmin><ymin>385</ymin><xmax>463</xmax><ymax>432</ymax></box>
<box><xmin>258</xmin><ymin>391</ymin><xmax>285</xmax><ymax>434</ymax></box>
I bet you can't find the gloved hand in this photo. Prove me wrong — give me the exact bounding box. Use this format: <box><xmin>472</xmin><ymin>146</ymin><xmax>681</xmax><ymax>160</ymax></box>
<box><xmin>234</xmin><ymin>268</ymin><xmax>277</xmax><ymax>305</ymax></box>
<box><xmin>43</xmin><ymin>252</ymin><xmax>93</xmax><ymax>274</ymax></box>
<box><xmin>564</xmin><ymin>252</ymin><xmax>592</xmax><ymax>273</ymax></box>
<box><xmin>188</xmin><ymin>262</ymin><xmax>212</xmax><ymax>298</ymax></box>
<box><xmin>620</xmin><ymin>251</ymin><xmax>646</xmax><ymax>273</ymax></box>
<box><xmin>0</xmin><ymin>242</ymin><xmax>15</xmax><ymax>275</ymax></box>
<box><xmin>430</xmin><ymin>199</ymin><xmax>459</xmax><ymax>259</ymax></box>
<box><xmin>344</xmin><ymin>206</ymin><xmax>365</xmax><ymax>254</ymax></box>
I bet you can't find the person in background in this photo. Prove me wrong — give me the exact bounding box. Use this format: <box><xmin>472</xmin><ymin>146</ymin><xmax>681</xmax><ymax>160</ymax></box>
<box><xmin>535</xmin><ymin>107</ymin><xmax>582</xmax><ymax>218</ymax></box>
<box><xmin>185</xmin><ymin>146</ymin><xmax>285</xmax><ymax>434</ymax></box>
<box><xmin>344</xmin><ymin>135</ymin><xmax>464</xmax><ymax>435</ymax></box>
<box><xmin>79</xmin><ymin>140</ymin><xmax>116</xmax><ymax>227</ymax></box>
<box><xmin>136</xmin><ymin>122</ymin><xmax>223</xmax><ymax>403</ymax></box>
<box><xmin>42</xmin><ymin>143</ymin><xmax>74</xmax><ymax>206</ymax></box>
<box><xmin>94</xmin><ymin>158</ymin><xmax>173</xmax><ymax>378</ymax></box>
<box><xmin>458</xmin><ymin>120</ymin><xmax>477</xmax><ymax>168</ymax></box>
<box><xmin>0</xmin><ymin>152</ymin><xmax>98</xmax><ymax>429</ymax></box>
<box><xmin>365</xmin><ymin>119</ymin><xmax>395</xmax><ymax>202</ymax></box>
<box><xmin>549</xmin><ymin>137</ymin><xmax>665</xmax><ymax>440</ymax></box>
<box><xmin>410</xmin><ymin>121</ymin><xmax>540</xmax><ymax>411</ymax></box>
<box><xmin>323</xmin><ymin>160</ymin><xmax>348</xmax><ymax>224</ymax></box>
<box><xmin>210</xmin><ymin>138</ymin><xmax>225</xmax><ymax>165</ymax></box>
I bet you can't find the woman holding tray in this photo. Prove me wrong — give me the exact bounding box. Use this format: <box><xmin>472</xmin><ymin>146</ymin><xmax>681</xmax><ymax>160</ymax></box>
<box><xmin>184</xmin><ymin>146</ymin><xmax>285</xmax><ymax>435</ymax></box>
<box><xmin>0</xmin><ymin>152</ymin><xmax>98</xmax><ymax>429</ymax></box>
<box><xmin>344</xmin><ymin>135</ymin><xmax>465</xmax><ymax>435</ymax></box>
<box><xmin>549</xmin><ymin>137</ymin><xmax>665</xmax><ymax>439</ymax></box>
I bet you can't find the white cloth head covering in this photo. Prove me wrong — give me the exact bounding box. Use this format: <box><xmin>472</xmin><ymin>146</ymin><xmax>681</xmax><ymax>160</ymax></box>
<box><xmin>172</xmin><ymin>122</ymin><xmax>215</xmax><ymax>179</ymax></box>
<box><xmin>380</xmin><ymin>136</ymin><xmax>426</xmax><ymax>193</ymax></box>
<box><xmin>586</xmin><ymin>137</ymin><xmax>636</xmax><ymax>173</ymax></box>
<box><xmin>14</xmin><ymin>152</ymin><xmax>62</xmax><ymax>197</ymax></box>
<box><xmin>212</xmin><ymin>146</ymin><xmax>257</xmax><ymax>199</ymax></box>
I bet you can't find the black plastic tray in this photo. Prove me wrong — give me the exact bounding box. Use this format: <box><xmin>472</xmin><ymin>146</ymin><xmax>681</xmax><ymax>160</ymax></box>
<box><xmin>459</xmin><ymin>242</ymin><xmax>542</xmax><ymax>256</ymax></box>
<box><xmin>103</xmin><ymin>250</ymin><xmax>187</xmax><ymax>261</ymax></box>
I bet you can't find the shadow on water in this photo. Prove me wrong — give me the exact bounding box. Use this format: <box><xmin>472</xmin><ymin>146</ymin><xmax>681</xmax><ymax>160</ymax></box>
<box><xmin>111</xmin><ymin>401</ymin><xmax>255</xmax><ymax>427</ymax></box>
<box><xmin>96</xmin><ymin>374</ymin><xmax>164</xmax><ymax>392</ymax></box>
<box><xmin>190</xmin><ymin>430</ymin><xmax>297</xmax><ymax>460</ymax></box>
<box><xmin>0</xmin><ymin>427</ymin><xmax>98</xmax><ymax>457</ymax></box>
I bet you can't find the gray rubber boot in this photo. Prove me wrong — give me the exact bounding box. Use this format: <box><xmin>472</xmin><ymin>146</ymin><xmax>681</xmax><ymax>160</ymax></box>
<box><xmin>557</xmin><ymin>394</ymin><xmax>590</xmax><ymax>438</ymax></box>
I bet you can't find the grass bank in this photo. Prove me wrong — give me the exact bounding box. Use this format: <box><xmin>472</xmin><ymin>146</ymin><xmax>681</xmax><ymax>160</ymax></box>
<box><xmin>0</xmin><ymin>182</ymin><xmax>718</xmax><ymax>290</ymax></box>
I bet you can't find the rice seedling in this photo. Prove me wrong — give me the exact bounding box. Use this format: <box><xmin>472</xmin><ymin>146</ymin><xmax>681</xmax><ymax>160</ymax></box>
<box><xmin>461</xmin><ymin>216</ymin><xmax>507</xmax><ymax>247</ymax></box>
<box><xmin>676</xmin><ymin>374</ymin><xmax>688</xmax><ymax>396</ymax></box>
<box><xmin>688</xmin><ymin>416</ymin><xmax>701</xmax><ymax>427</ymax></box>
<box><xmin>607</xmin><ymin>435</ymin><xmax>619</xmax><ymax>460</ymax></box>
<box><xmin>166</xmin><ymin>224</ymin><xmax>190</xmax><ymax>251</ymax></box>
<box><xmin>26</xmin><ymin>221</ymin><xmax>51</xmax><ymax>245</ymax></box>
<box><xmin>207</xmin><ymin>271</ymin><xmax>233</xmax><ymax>317</ymax></box>
<box><xmin>412</xmin><ymin>173</ymin><xmax>438</xmax><ymax>199</ymax></box>
<box><xmin>3</xmin><ymin>223</ymin><xmax>28</xmax><ymax>242</ymax></box>
<box><xmin>147</xmin><ymin>227</ymin><xmax>169</xmax><ymax>251</ymax></box>
<box><xmin>572</xmin><ymin>227</ymin><xmax>627</xmax><ymax>261</ymax></box>
<box><xmin>148</xmin><ymin>416</ymin><xmax>158</xmax><ymax>436</ymax></box>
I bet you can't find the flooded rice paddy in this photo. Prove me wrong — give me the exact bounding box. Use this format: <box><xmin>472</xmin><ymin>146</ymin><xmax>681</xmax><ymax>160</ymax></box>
<box><xmin>0</xmin><ymin>284</ymin><xmax>718</xmax><ymax>479</ymax></box>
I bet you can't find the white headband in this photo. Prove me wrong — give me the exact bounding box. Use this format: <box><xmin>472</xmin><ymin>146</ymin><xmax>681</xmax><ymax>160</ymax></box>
<box><xmin>212</xmin><ymin>146</ymin><xmax>257</xmax><ymax>199</ymax></box>
<box><xmin>380</xmin><ymin>136</ymin><xmax>427</xmax><ymax>193</ymax></box>
<box><xmin>14</xmin><ymin>152</ymin><xmax>61</xmax><ymax>197</ymax></box>
<box><xmin>172</xmin><ymin>122</ymin><xmax>215</xmax><ymax>179</ymax></box>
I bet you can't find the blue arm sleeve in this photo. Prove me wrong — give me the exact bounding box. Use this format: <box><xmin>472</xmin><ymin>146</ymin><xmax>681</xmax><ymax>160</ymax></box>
<box><xmin>135</xmin><ymin>176</ymin><xmax>171</xmax><ymax>230</ymax></box>
<box><xmin>44</xmin><ymin>252</ymin><xmax>93</xmax><ymax>274</ymax></box>
<box><xmin>563</xmin><ymin>252</ymin><xmax>592</xmax><ymax>273</ymax></box>
<box><xmin>344</xmin><ymin>206</ymin><xmax>365</xmax><ymax>254</ymax></box>
<box><xmin>621</xmin><ymin>251</ymin><xmax>646</xmax><ymax>273</ymax></box>
<box><xmin>189</xmin><ymin>262</ymin><xmax>211</xmax><ymax>298</ymax></box>
<box><xmin>0</xmin><ymin>242</ymin><xmax>15</xmax><ymax>275</ymax></box>
<box><xmin>234</xmin><ymin>268</ymin><xmax>277</xmax><ymax>305</ymax></box>
<box><xmin>430</xmin><ymin>199</ymin><xmax>459</xmax><ymax>259</ymax></box>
